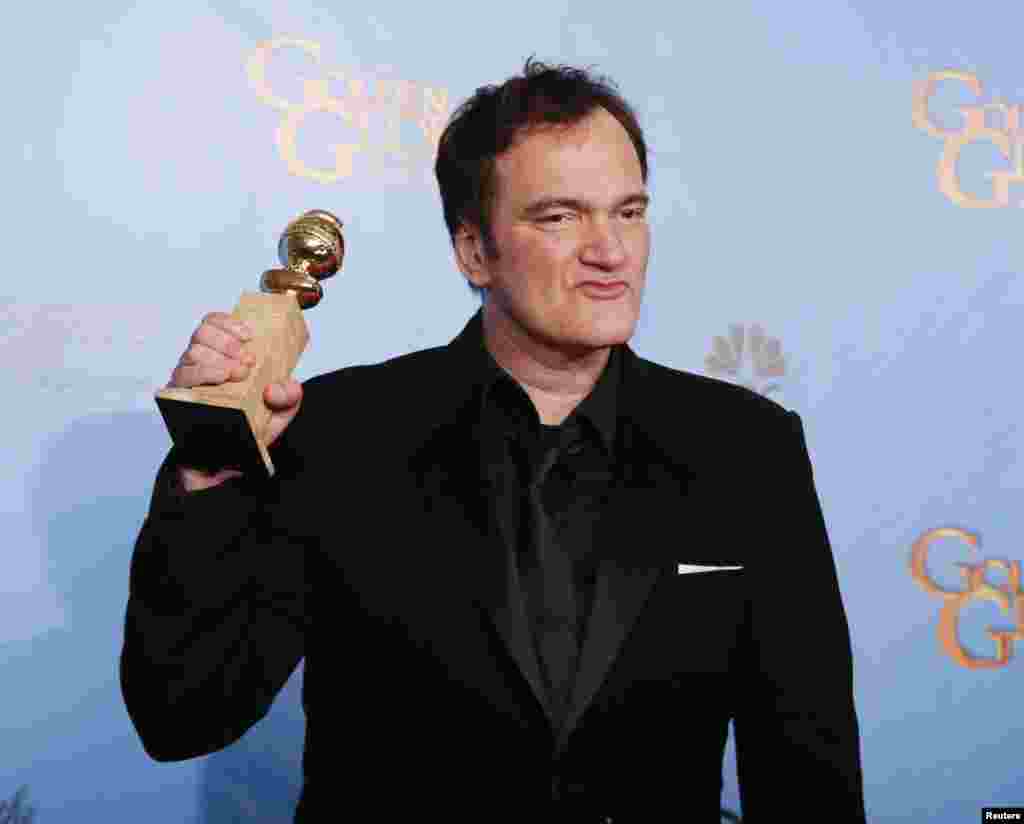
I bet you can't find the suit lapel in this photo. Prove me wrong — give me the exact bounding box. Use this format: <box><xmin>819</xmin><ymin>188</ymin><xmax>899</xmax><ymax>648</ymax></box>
<box><xmin>554</xmin><ymin>407</ymin><xmax>695</xmax><ymax>753</ymax></box>
<box><xmin>409</xmin><ymin>396</ymin><xmax>551</xmax><ymax>718</ymax></box>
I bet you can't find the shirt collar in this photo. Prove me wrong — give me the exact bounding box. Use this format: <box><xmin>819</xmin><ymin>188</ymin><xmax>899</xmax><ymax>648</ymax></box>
<box><xmin>477</xmin><ymin>333</ymin><xmax>620</xmax><ymax>459</ymax></box>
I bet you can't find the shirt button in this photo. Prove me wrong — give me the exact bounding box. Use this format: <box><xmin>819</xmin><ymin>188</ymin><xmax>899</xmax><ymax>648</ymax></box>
<box><xmin>566</xmin><ymin>442</ymin><xmax>583</xmax><ymax>456</ymax></box>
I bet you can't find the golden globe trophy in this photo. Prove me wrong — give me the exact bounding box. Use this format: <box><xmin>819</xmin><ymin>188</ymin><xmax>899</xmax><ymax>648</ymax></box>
<box><xmin>155</xmin><ymin>209</ymin><xmax>344</xmax><ymax>478</ymax></box>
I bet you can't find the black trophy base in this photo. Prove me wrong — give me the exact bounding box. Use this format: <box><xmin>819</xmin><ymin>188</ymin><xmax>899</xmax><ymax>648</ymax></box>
<box><xmin>155</xmin><ymin>394</ymin><xmax>274</xmax><ymax>479</ymax></box>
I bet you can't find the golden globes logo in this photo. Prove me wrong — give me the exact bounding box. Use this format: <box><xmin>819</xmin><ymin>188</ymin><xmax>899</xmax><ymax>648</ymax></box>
<box><xmin>246</xmin><ymin>37</ymin><xmax>451</xmax><ymax>184</ymax></box>
<box><xmin>912</xmin><ymin>70</ymin><xmax>1024</xmax><ymax>207</ymax></box>
<box><xmin>704</xmin><ymin>323</ymin><xmax>786</xmax><ymax>398</ymax></box>
<box><xmin>911</xmin><ymin>527</ymin><xmax>1024</xmax><ymax>669</ymax></box>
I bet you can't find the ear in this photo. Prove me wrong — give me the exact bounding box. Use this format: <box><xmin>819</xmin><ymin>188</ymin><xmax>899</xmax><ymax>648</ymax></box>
<box><xmin>453</xmin><ymin>223</ymin><xmax>491</xmax><ymax>290</ymax></box>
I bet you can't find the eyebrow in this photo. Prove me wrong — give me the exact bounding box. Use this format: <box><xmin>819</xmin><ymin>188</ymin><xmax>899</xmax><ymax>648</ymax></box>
<box><xmin>521</xmin><ymin>192</ymin><xmax>650</xmax><ymax>217</ymax></box>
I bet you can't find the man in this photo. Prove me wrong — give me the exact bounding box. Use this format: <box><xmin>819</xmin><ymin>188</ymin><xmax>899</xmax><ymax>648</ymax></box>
<box><xmin>121</xmin><ymin>59</ymin><xmax>866</xmax><ymax>822</ymax></box>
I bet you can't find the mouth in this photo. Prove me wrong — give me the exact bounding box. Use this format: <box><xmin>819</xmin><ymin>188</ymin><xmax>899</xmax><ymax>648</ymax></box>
<box><xmin>579</xmin><ymin>281</ymin><xmax>628</xmax><ymax>299</ymax></box>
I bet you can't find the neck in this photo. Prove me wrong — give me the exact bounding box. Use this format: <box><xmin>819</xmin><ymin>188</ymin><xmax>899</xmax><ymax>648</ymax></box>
<box><xmin>482</xmin><ymin>301</ymin><xmax>610</xmax><ymax>424</ymax></box>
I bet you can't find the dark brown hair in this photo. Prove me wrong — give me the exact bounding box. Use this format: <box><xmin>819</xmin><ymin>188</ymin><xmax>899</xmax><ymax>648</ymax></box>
<box><xmin>434</xmin><ymin>57</ymin><xmax>648</xmax><ymax>298</ymax></box>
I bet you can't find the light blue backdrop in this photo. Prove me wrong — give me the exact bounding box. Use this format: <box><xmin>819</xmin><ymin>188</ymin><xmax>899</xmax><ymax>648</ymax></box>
<box><xmin>2</xmin><ymin>1</ymin><xmax>1022</xmax><ymax>820</ymax></box>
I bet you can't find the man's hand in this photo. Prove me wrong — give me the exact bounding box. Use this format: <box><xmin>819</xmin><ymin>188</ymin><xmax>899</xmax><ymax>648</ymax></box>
<box><xmin>167</xmin><ymin>312</ymin><xmax>303</xmax><ymax>492</ymax></box>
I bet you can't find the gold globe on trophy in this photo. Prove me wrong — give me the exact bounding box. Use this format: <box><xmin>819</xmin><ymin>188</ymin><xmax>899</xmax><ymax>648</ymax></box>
<box><xmin>155</xmin><ymin>209</ymin><xmax>344</xmax><ymax>477</ymax></box>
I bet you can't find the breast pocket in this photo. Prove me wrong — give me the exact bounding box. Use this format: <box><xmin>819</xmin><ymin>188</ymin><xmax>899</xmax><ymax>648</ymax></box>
<box><xmin>642</xmin><ymin>565</ymin><xmax>747</xmax><ymax>676</ymax></box>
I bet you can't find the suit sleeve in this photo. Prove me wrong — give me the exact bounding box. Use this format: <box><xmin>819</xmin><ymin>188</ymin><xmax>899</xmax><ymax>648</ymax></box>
<box><xmin>733</xmin><ymin>408</ymin><xmax>866</xmax><ymax>821</ymax></box>
<box><xmin>119</xmin><ymin>390</ymin><xmax>313</xmax><ymax>762</ymax></box>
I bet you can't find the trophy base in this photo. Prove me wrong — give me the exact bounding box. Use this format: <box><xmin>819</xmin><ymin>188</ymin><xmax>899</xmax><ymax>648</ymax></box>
<box><xmin>155</xmin><ymin>391</ymin><xmax>273</xmax><ymax>478</ymax></box>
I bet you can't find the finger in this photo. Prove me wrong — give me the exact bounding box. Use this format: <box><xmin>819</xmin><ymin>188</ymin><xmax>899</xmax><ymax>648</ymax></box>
<box><xmin>264</xmin><ymin>381</ymin><xmax>286</xmax><ymax>407</ymax></box>
<box><xmin>169</xmin><ymin>363</ymin><xmax>227</xmax><ymax>388</ymax></box>
<box><xmin>264</xmin><ymin>380</ymin><xmax>301</xmax><ymax>409</ymax></box>
<box><xmin>192</xmin><ymin>321</ymin><xmax>255</xmax><ymax>362</ymax></box>
<box><xmin>180</xmin><ymin>341</ymin><xmax>241</xmax><ymax>369</ymax></box>
<box><xmin>170</xmin><ymin>358</ymin><xmax>249</xmax><ymax>388</ymax></box>
<box><xmin>203</xmin><ymin>312</ymin><xmax>254</xmax><ymax>342</ymax></box>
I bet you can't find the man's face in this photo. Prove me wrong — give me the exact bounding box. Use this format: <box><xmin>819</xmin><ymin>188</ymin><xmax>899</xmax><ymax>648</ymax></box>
<box><xmin>460</xmin><ymin>106</ymin><xmax>650</xmax><ymax>360</ymax></box>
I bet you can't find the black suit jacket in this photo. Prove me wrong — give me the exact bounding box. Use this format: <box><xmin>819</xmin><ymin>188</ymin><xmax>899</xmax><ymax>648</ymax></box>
<box><xmin>121</xmin><ymin>308</ymin><xmax>865</xmax><ymax>823</ymax></box>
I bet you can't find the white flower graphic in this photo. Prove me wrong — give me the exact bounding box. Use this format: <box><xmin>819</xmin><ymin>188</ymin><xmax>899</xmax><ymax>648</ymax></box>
<box><xmin>705</xmin><ymin>323</ymin><xmax>786</xmax><ymax>398</ymax></box>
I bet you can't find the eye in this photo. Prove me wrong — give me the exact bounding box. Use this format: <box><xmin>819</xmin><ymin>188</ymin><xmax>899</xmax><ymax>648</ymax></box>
<box><xmin>539</xmin><ymin>213</ymin><xmax>574</xmax><ymax>225</ymax></box>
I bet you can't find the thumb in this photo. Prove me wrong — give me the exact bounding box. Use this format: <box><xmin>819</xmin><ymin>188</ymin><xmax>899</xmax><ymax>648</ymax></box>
<box><xmin>265</xmin><ymin>379</ymin><xmax>301</xmax><ymax>409</ymax></box>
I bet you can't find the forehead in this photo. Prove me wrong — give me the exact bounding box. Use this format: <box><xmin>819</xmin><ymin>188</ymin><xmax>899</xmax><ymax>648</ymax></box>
<box><xmin>493</xmin><ymin>107</ymin><xmax>643</xmax><ymax>206</ymax></box>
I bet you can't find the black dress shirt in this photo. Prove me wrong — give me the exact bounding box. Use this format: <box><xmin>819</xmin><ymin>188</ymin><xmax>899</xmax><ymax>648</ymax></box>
<box><xmin>476</xmin><ymin>340</ymin><xmax>620</xmax><ymax>732</ymax></box>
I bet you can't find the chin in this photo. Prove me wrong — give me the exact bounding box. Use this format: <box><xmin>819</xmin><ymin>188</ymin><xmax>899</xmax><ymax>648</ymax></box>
<box><xmin>584</xmin><ymin>312</ymin><xmax>638</xmax><ymax>344</ymax></box>
<box><xmin>567</xmin><ymin>329</ymin><xmax>634</xmax><ymax>355</ymax></box>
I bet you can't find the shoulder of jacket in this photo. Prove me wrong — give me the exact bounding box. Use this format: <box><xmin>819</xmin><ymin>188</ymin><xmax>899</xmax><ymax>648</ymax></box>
<box><xmin>636</xmin><ymin>354</ymin><xmax>793</xmax><ymax>426</ymax></box>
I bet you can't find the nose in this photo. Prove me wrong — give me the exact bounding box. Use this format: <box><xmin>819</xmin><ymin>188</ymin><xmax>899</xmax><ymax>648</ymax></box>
<box><xmin>579</xmin><ymin>217</ymin><xmax>627</xmax><ymax>270</ymax></box>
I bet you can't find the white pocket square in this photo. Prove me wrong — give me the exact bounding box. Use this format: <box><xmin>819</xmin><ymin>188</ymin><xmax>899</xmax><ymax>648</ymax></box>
<box><xmin>677</xmin><ymin>564</ymin><xmax>743</xmax><ymax>575</ymax></box>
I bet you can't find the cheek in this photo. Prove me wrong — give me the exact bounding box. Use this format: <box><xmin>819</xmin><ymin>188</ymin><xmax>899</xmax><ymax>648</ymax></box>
<box><xmin>507</xmin><ymin>237</ymin><xmax>576</xmax><ymax>289</ymax></box>
<box><xmin>630</xmin><ymin>226</ymin><xmax>651</xmax><ymax>259</ymax></box>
